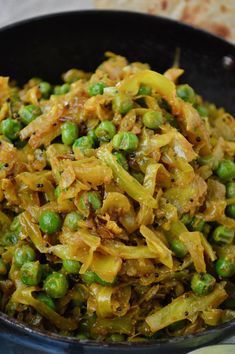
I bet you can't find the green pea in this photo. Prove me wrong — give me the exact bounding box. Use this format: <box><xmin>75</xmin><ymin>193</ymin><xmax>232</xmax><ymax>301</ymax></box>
<box><xmin>21</xmin><ymin>261</ymin><xmax>42</xmax><ymax>286</ymax></box>
<box><xmin>39</xmin><ymin>81</ymin><xmax>52</xmax><ymax>99</ymax></box>
<box><xmin>88</xmin><ymin>82</ymin><xmax>106</xmax><ymax>96</ymax></box>
<box><xmin>44</xmin><ymin>272</ymin><xmax>69</xmax><ymax>298</ymax></box>
<box><xmin>64</xmin><ymin>211</ymin><xmax>83</xmax><ymax>231</ymax></box>
<box><xmin>176</xmin><ymin>84</ymin><xmax>196</xmax><ymax>104</ymax></box>
<box><xmin>188</xmin><ymin>217</ymin><xmax>205</xmax><ymax>232</ymax></box>
<box><xmin>60</xmin><ymin>83</ymin><xmax>70</xmax><ymax>94</ymax></box>
<box><xmin>215</xmin><ymin>160</ymin><xmax>235</xmax><ymax>181</ymax></box>
<box><xmin>54</xmin><ymin>83</ymin><xmax>70</xmax><ymax>95</ymax></box>
<box><xmin>95</xmin><ymin>121</ymin><xmax>116</xmax><ymax>142</ymax></box>
<box><xmin>226</xmin><ymin>204</ymin><xmax>235</xmax><ymax>219</ymax></box>
<box><xmin>112</xmin><ymin>132</ymin><xmax>139</xmax><ymax>152</ymax></box>
<box><xmin>79</xmin><ymin>191</ymin><xmax>101</xmax><ymax>212</ymax></box>
<box><xmin>53</xmin><ymin>86</ymin><xmax>61</xmax><ymax>95</ymax></box>
<box><xmin>19</xmin><ymin>105</ymin><xmax>42</xmax><ymax>125</ymax></box>
<box><xmin>72</xmin><ymin>136</ymin><xmax>94</xmax><ymax>153</ymax></box>
<box><xmin>226</xmin><ymin>182</ymin><xmax>235</xmax><ymax>198</ymax></box>
<box><xmin>54</xmin><ymin>186</ymin><xmax>61</xmax><ymax>199</ymax></box>
<box><xmin>108</xmin><ymin>334</ymin><xmax>126</xmax><ymax>342</ymax></box>
<box><xmin>88</xmin><ymin>191</ymin><xmax>102</xmax><ymax>210</ymax></box>
<box><xmin>212</xmin><ymin>225</ymin><xmax>234</xmax><ymax>244</ymax></box>
<box><xmin>113</xmin><ymin>151</ymin><xmax>129</xmax><ymax>170</ymax></box>
<box><xmin>194</xmin><ymin>219</ymin><xmax>206</xmax><ymax>232</ymax></box>
<box><xmin>36</xmin><ymin>292</ymin><xmax>56</xmax><ymax>310</ymax></box>
<box><xmin>81</xmin><ymin>271</ymin><xmax>113</xmax><ymax>286</ymax></box>
<box><xmin>1</xmin><ymin>118</ymin><xmax>22</xmax><ymax>140</ymax></box>
<box><xmin>170</xmin><ymin>239</ymin><xmax>188</xmax><ymax>258</ymax></box>
<box><xmin>39</xmin><ymin>210</ymin><xmax>62</xmax><ymax>234</ymax></box>
<box><xmin>191</xmin><ymin>272</ymin><xmax>216</xmax><ymax>296</ymax></box>
<box><xmin>1</xmin><ymin>231</ymin><xmax>19</xmax><ymax>246</ymax></box>
<box><xmin>215</xmin><ymin>257</ymin><xmax>235</xmax><ymax>278</ymax></box>
<box><xmin>14</xmin><ymin>245</ymin><xmax>36</xmax><ymax>268</ymax></box>
<box><xmin>0</xmin><ymin>163</ymin><xmax>6</xmax><ymax>170</ymax></box>
<box><xmin>138</xmin><ymin>86</ymin><xmax>152</xmax><ymax>96</ymax></box>
<box><xmin>131</xmin><ymin>170</ymin><xmax>144</xmax><ymax>184</ymax></box>
<box><xmin>143</xmin><ymin>110</ymin><xmax>163</xmax><ymax>130</ymax></box>
<box><xmin>76</xmin><ymin>333</ymin><xmax>89</xmax><ymax>340</ymax></box>
<box><xmin>10</xmin><ymin>216</ymin><xmax>21</xmax><ymax>231</ymax></box>
<box><xmin>63</xmin><ymin>259</ymin><xmax>81</xmax><ymax>274</ymax></box>
<box><xmin>112</xmin><ymin>94</ymin><xmax>133</xmax><ymax>115</ymax></box>
<box><xmin>81</xmin><ymin>271</ymin><xmax>96</xmax><ymax>284</ymax></box>
<box><xmin>196</xmin><ymin>105</ymin><xmax>208</xmax><ymax>117</ymax></box>
<box><xmin>61</xmin><ymin>121</ymin><xmax>79</xmax><ymax>145</ymax></box>
<box><xmin>0</xmin><ymin>257</ymin><xmax>8</xmax><ymax>275</ymax></box>
<box><xmin>87</xmin><ymin>129</ymin><xmax>98</xmax><ymax>147</ymax></box>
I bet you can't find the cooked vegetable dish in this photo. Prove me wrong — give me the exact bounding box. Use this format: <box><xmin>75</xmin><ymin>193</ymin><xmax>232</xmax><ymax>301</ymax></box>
<box><xmin>0</xmin><ymin>52</ymin><xmax>235</xmax><ymax>342</ymax></box>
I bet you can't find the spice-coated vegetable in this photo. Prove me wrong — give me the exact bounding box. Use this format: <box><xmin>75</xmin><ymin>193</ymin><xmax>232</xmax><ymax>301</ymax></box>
<box><xmin>0</xmin><ymin>53</ymin><xmax>235</xmax><ymax>341</ymax></box>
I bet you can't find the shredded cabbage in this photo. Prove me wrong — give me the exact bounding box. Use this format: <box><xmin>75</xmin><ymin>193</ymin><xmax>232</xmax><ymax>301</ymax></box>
<box><xmin>0</xmin><ymin>53</ymin><xmax>234</xmax><ymax>341</ymax></box>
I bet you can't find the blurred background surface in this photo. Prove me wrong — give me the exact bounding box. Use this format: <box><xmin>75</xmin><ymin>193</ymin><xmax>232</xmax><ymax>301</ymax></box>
<box><xmin>1</xmin><ymin>0</ymin><xmax>235</xmax><ymax>45</ymax></box>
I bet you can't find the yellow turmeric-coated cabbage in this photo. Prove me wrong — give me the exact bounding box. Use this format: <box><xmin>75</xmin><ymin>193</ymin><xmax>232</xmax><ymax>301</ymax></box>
<box><xmin>0</xmin><ymin>52</ymin><xmax>235</xmax><ymax>341</ymax></box>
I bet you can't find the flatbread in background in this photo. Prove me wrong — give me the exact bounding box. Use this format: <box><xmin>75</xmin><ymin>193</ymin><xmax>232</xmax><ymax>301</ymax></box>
<box><xmin>93</xmin><ymin>0</ymin><xmax>235</xmax><ymax>44</ymax></box>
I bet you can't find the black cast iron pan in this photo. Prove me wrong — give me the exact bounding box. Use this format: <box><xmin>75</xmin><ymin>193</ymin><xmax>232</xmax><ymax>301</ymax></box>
<box><xmin>0</xmin><ymin>10</ymin><xmax>235</xmax><ymax>354</ymax></box>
